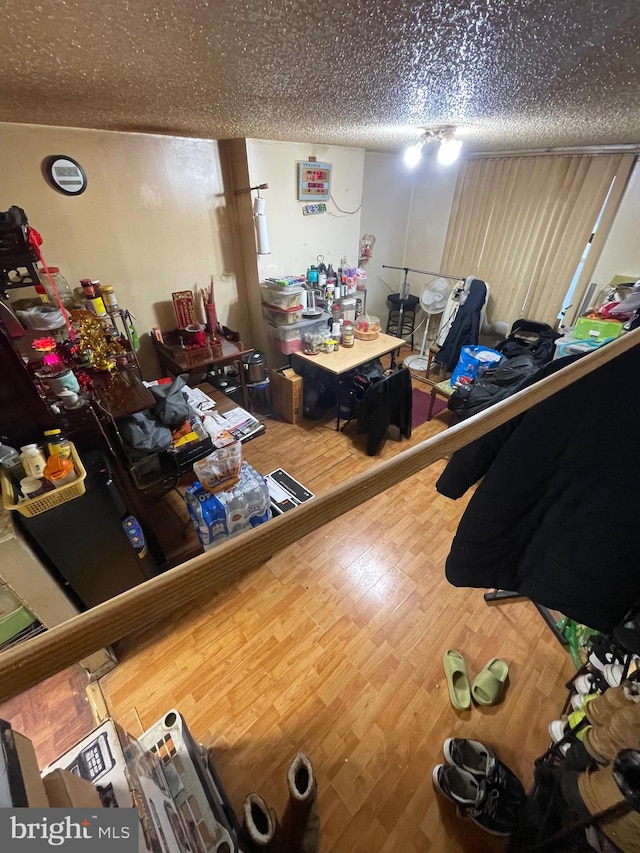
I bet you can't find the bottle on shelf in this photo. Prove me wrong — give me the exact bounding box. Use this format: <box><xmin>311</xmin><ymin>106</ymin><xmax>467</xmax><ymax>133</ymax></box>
<box><xmin>20</xmin><ymin>444</ymin><xmax>47</xmax><ymax>479</ymax></box>
<box><xmin>326</xmin><ymin>263</ymin><xmax>337</xmax><ymax>291</ymax></box>
<box><xmin>317</xmin><ymin>256</ymin><xmax>327</xmax><ymax>289</ymax></box>
<box><xmin>80</xmin><ymin>279</ymin><xmax>107</xmax><ymax>316</ymax></box>
<box><xmin>307</xmin><ymin>265</ymin><xmax>319</xmax><ymax>288</ymax></box>
<box><xmin>101</xmin><ymin>285</ymin><xmax>119</xmax><ymax>313</ymax></box>
<box><xmin>341</xmin><ymin>321</ymin><xmax>355</xmax><ymax>347</ymax></box>
<box><xmin>44</xmin><ymin>428</ymin><xmax>72</xmax><ymax>459</ymax></box>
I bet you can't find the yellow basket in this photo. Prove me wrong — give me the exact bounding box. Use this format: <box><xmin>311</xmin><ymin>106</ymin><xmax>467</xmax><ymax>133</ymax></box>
<box><xmin>1</xmin><ymin>443</ymin><xmax>87</xmax><ymax>517</ymax></box>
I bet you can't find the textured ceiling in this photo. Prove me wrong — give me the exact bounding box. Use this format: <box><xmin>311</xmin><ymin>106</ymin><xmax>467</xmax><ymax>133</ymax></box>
<box><xmin>2</xmin><ymin>0</ymin><xmax>639</xmax><ymax>152</ymax></box>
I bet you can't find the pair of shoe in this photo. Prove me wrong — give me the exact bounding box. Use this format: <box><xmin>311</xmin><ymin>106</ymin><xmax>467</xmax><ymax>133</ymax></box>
<box><xmin>432</xmin><ymin>738</ymin><xmax>525</xmax><ymax>836</ymax></box>
<box><xmin>583</xmin><ymin>699</ymin><xmax>640</xmax><ymax>766</ymax></box>
<box><xmin>443</xmin><ymin>649</ymin><xmax>509</xmax><ymax>710</ymax></box>
<box><xmin>240</xmin><ymin>753</ymin><xmax>319</xmax><ymax>852</ymax></box>
<box><xmin>588</xmin><ymin>639</ymin><xmax>640</xmax><ymax>686</ymax></box>
<box><xmin>574</xmin><ymin>672</ymin><xmax>606</xmax><ymax>696</ymax></box>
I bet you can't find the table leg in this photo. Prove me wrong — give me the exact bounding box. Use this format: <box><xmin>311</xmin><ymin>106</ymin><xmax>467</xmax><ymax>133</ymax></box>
<box><xmin>335</xmin><ymin>375</ymin><xmax>341</xmax><ymax>431</ymax></box>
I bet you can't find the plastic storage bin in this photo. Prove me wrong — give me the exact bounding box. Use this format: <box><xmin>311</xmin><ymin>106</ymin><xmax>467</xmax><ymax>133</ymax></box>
<box><xmin>553</xmin><ymin>336</ymin><xmax>603</xmax><ymax>360</ymax></box>
<box><xmin>270</xmin><ymin>335</ymin><xmax>302</xmax><ymax>355</ymax></box>
<box><xmin>260</xmin><ymin>284</ymin><xmax>305</xmax><ymax>310</ymax></box>
<box><xmin>262</xmin><ymin>305</ymin><xmax>304</xmax><ymax>325</ymax></box>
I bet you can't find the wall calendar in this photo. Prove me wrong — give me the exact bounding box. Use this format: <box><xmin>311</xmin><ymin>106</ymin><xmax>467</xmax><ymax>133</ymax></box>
<box><xmin>297</xmin><ymin>161</ymin><xmax>332</xmax><ymax>202</ymax></box>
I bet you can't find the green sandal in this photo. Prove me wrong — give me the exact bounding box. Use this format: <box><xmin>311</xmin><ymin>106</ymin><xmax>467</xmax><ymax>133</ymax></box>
<box><xmin>443</xmin><ymin>649</ymin><xmax>471</xmax><ymax>710</ymax></box>
<box><xmin>471</xmin><ymin>658</ymin><xmax>509</xmax><ymax>706</ymax></box>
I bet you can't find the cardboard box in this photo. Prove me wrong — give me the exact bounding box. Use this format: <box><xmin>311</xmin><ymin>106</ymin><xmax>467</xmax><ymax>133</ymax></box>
<box><xmin>270</xmin><ymin>368</ymin><xmax>302</xmax><ymax>424</ymax></box>
<box><xmin>42</xmin><ymin>719</ymin><xmax>193</xmax><ymax>853</ymax></box>
<box><xmin>0</xmin><ymin>720</ymin><xmax>49</xmax><ymax>807</ymax></box>
<box><xmin>43</xmin><ymin>768</ymin><xmax>102</xmax><ymax>807</ymax></box>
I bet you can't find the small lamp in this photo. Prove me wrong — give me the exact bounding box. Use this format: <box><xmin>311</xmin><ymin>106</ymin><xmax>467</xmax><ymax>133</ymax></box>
<box><xmin>403</xmin><ymin>127</ymin><xmax>462</xmax><ymax>168</ymax></box>
<box><xmin>437</xmin><ymin>129</ymin><xmax>463</xmax><ymax>166</ymax></box>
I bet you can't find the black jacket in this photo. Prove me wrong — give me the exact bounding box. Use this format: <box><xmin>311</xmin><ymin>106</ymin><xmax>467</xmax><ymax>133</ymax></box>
<box><xmin>435</xmin><ymin>279</ymin><xmax>487</xmax><ymax>372</ymax></box>
<box><xmin>357</xmin><ymin>367</ymin><xmax>412</xmax><ymax>455</ymax></box>
<box><xmin>436</xmin><ymin>344</ymin><xmax>640</xmax><ymax>632</ymax></box>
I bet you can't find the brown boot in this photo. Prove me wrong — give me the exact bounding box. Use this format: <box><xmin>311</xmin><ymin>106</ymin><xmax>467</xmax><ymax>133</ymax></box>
<box><xmin>281</xmin><ymin>753</ymin><xmax>319</xmax><ymax>853</ymax></box>
<box><xmin>239</xmin><ymin>792</ymin><xmax>286</xmax><ymax>852</ymax></box>
<box><xmin>584</xmin><ymin>703</ymin><xmax>640</xmax><ymax>765</ymax></box>
<box><xmin>587</xmin><ymin>682</ymin><xmax>640</xmax><ymax>726</ymax></box>
<box><xmin>578</xmin><ymin>763</ymin><xmax>640</xmax><ymax>851</ymax></box>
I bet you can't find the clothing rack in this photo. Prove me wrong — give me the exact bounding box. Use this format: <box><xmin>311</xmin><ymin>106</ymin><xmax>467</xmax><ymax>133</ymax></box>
<box><xmin>484</xmin><ymin>590</ymin><xmax>568</xmax><ymax>646</ymax></box>
<box><xmin>381</xmin><ymin>265</ymin><xmax>465</xmax><ymax>338</ymax></box>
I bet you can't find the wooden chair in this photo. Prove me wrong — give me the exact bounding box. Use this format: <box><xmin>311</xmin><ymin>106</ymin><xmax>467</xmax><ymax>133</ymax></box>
<box><xmin>424</xmin><ymin>346</ymin><xmax>455</xmax><ymax>420</ymax></box>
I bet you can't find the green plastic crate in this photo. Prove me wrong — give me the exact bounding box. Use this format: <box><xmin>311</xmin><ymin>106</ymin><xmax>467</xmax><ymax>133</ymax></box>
<box><xmin>573</xmin><ymin>317</ymin><xmax>623</xmax><ymax>342</ymax></box>
<box><xmin>0</xmin><ymin>606</ymin><xmax>37</xmax><ymax>645</ymax></box>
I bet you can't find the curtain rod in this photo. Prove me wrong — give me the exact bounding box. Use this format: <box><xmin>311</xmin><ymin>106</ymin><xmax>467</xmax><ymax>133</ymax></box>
<box><xmin>466</xmin><ymin>145</ymin><xmax>640</xmax><ymax>160</ymax></box>
<box><xmin>0</xmin><ymin>329</ymin><xmax>638</xmax><ymax>702</ymax></box>
<box><xmin>382</xmin><ymin>265</ymin><xmax>465</xmax><ymax>282</ymax></box>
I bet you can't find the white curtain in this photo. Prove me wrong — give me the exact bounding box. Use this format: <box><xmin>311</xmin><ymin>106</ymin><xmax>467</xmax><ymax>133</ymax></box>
<box><xmin>441</xmin><ymin>153</ymin><xmax>635</xmax><ymax>326</ymax></box>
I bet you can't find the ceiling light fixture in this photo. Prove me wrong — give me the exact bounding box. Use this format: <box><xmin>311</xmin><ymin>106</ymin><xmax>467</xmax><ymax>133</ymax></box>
<box><xmin>403</xmin><ymin>127</ymin><xmax>462</xmax><ymax>168</ymax></box>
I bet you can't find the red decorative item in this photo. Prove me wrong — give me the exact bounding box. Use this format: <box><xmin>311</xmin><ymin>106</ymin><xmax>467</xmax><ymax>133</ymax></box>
<box><xmin>202</xmin><ymin>276</ymin><xmax>221</xmax><ymax>342</ymax></box>
<box><xmin>182</xmin><ymin>324</ymin><xmax>207</xmax><ymax>348</ymax></box>
<box><xmin>172</xmin><ymin>291</ymin><xmax>198</xmax><ymax>329</ymax></box>
<box><xmin>32</xmin><ymin>336</ymin><xmax>57</xmax><ymax>353</ymax></box>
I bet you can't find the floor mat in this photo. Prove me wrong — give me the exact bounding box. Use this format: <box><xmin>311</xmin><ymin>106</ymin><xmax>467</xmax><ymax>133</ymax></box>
<box><xmin>412</xmin><ymin>387</ymin><xmax>448</xmax><ymax>427</ymax></box>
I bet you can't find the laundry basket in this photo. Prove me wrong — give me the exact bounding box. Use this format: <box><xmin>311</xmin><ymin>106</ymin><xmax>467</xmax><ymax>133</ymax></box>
<box><xmin>1</xmin><ymin>443</ymin><xmax>87</xmax><ymax>517</ymax></box>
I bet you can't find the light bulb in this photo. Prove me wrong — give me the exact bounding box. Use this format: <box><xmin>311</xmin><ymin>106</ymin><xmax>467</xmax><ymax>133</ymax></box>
<box><xmin>404</xmin><ymin>141</ymin><xmax>424</xmax><ymax>169</ymax></box>
<box><xmin>437</xmin><ymin>133</ymin><xmax>462</xmax><ymax>165</ymax></box>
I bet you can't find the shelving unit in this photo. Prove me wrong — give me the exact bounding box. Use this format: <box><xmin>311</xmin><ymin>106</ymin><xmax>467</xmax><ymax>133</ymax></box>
<box><xmin>105</xmin><ymin>307</ymin><xmax>142</xmax><ymax>375</ymax></box>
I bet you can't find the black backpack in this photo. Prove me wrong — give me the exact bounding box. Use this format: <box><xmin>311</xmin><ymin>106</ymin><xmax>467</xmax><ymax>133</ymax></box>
<box><xmin>494</xmin><ymin>319</ymin><xmax>561</xmax><ymax>367</ymax></box>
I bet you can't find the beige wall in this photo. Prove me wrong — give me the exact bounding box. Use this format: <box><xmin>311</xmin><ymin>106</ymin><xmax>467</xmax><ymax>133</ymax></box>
<box><xmin>0</xmin><ymin>122</ymin><xmax>246</xmax><ymax>376</ymax></box>
<box><xmin>591</xmin><ymin>159</ymin><xmax>640</xmax><ymax>286</ymax></box>
<box><xmin>360</xmin><ymin>151</ymin><xmax>459</xmax><ymax>324</ymax></box>
<box><xmin>245</xmin><ymin>139</ymin><xmax>365</xmax><ymax>363</ymax></box>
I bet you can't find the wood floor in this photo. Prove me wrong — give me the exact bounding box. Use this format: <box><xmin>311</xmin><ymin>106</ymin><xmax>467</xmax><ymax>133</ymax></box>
<box><xmin>100</xmin><ymin>356</ymin><xmax>577</xmax><ymax>852</ymax></box>
<box><xmin>0</xmin><ymin>664</ymin><xmax>95</xmax><ymax>769</ymax></box>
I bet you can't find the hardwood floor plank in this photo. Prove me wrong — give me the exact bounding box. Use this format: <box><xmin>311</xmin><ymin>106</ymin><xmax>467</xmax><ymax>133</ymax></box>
<box><xmin>91</xmin><ymin>374</ymin><xmax>577</xmax><ymax>851</ymax></box>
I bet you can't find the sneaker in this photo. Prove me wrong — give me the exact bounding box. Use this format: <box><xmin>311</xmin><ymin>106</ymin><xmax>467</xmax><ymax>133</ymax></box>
<box><xmin>548</xmin><ymin>720</ymin><xmax>567</xmax><ymax>743</ymax></box>
<box><xmin>570</xmin><ymin>693</ymin><xmax>584</xmax><ymax>712</ymax></box>
<box><xmin>604</xmin><ymin>663</ymin><xmax>625</xmax><ymax>688</ymax></box>
<box><xmin>432</xmin><ymin>764</ymin><xmax>517</xmax><ymax>836</ymax></box>
<box><xmin>588</xmin><ymin>642</ymin><xmax>627</xmax><ymax>673</ymax></box>
<box><xmin>442</xmin><ymin>738</ymin><xmax>525</xmax><ymax>804</ymax></box>
<box><xmin>574</xmin><ymin>673</ymin><xmax>596</xmax><ymax>694</ymax></box>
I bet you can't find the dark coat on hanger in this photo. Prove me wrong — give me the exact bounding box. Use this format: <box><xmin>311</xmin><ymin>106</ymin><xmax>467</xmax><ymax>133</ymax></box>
<box><xmin>356</xmin><ymin>367</ymin><xmax>412</xmax><ymax>455</ymax></box>
<box><xmin>436</xmin><ymin>344</ymin><xmax>640</xmax><ymax>632</ymax></box>
<box><xmin>435</xmin><ymin>278</ymin><xmax>487</xmax><ymax>372</ymax></box>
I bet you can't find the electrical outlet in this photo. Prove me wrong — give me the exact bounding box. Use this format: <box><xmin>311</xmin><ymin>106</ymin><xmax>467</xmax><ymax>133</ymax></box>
<box><xmin>302</xmin><ymin>203</ymin><xmax>327</xmax><ymax>216</ymax></box>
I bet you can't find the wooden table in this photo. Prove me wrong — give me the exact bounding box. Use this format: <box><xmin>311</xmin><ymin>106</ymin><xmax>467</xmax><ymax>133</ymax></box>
<box><xmin>153</xmin><ymin>332</ymin><xmax>253</xmax><ymax>410</ymax></box>
<box><xmin>292</xmin><ymin>332</ymin><xmax>404</xmax><ymax>429</ymax></box>
<box><xmin>90</xmin><ymin>368</ymin><xmax>155</xmax><ymax>419</ymax></box>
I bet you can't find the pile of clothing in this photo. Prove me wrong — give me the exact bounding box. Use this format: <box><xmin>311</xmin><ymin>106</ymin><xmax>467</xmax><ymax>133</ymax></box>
<box><xmin>447</xmin><ymin>319</ymin><xmax>560</xmax><ymax>420</ymax></box>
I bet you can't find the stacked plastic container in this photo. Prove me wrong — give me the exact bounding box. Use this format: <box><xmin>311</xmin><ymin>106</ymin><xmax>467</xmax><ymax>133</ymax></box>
<box><xmin>260</xmin><ymin>282</ymin><xmax>328</xmax><ymax>354</ymax></box>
